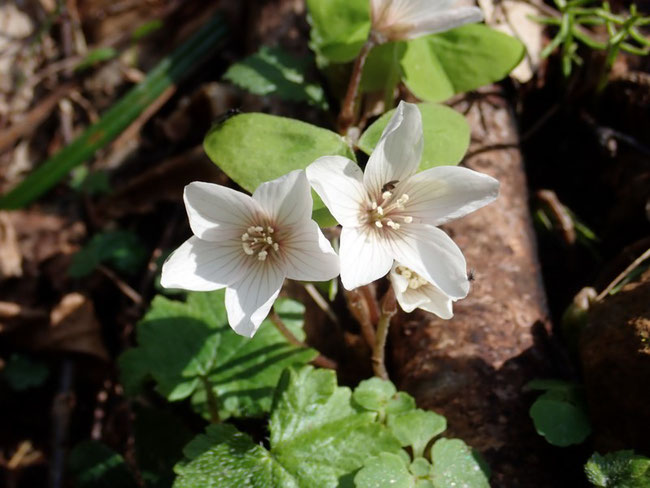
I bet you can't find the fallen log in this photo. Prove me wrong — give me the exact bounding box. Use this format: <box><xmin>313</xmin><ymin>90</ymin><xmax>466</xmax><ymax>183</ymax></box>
<box><xmin>390</xmin><ymin>89</ymin><xmax>568</xmax><ymax>486</ymax></box>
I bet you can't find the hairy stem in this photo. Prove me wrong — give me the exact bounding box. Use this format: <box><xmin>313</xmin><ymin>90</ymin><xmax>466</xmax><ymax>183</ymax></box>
<box><xmin>269</xmin><ymin>309</ymin><xmax>338</xmax><ymax>370</ymax></box>
<box><xmin>200</xmin><ymin>375</ymin><xmax>220</xmax><ymax>423</ymax></box>
<box><xmin>371</xmin><ymin>287</ymin><xmax>397</xmax><ymax>380</ymax></box>
<box><xmin>337</xmin><ymin>38</ymin><xmax>376</xmax><ymax>135</ymax></box>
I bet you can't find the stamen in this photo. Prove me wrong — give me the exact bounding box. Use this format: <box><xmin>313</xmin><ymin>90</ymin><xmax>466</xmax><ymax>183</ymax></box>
<box><xmin>243</xmin><ymin>243</ymin><xmax>254</xmax><ymax>255</ymax></box>
<box><xmin>375</xmin><ymin>221</ymin><xmax>383</xmax><ymax>228</ymax></box>
<box><xmin>268</xmin><ymin>227</ymin><xmax>274</xmax><ymax>233</ymax></box>
<box><xmin>272</xmin><ymin>243</ymin><xmax>279</xmax><ymax>251</ymax></box>
<box><xmin>376</xmin><ymin>206</ymin><xmax>384</xmax><ymax>216</ymax></box>
<box><xmin>386</xmin><ymin>220</ymin><xmax>400</xmax><ymax>229</ymax></box>
<box><xmin>241</xmin><ymin>233</ymin><xmax>249</xmax><ymax>241</ymax></box>
<box><xmin>258</xmin><ymin>250</ymin><xmax>268</xmax><ymax>261</ymax></box>
<box><xmin>371</xmin><ymin>202</ymin><xmax>378</xmax><ymax>210</ymax></box>
<box><xmin>382</xmin><ymin>190</ymin><xmax>393</xmax><ymax>200</ymax></box>
<box><xmin>402</xmin><ymin>216</ymin><xmax>413</xmax><ymax>223</ymax></box>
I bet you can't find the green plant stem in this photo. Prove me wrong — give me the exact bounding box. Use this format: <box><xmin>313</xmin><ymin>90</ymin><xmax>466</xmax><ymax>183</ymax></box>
<box><xmin>337</xmin><ymin>38</ymin><xmax>376</xmax><ymax>136</ymax></box>
<box><xmin>371</xmin><ymin>287</ymin><xmax>397</xmax><ymax>380</ymax></box>
<box><xmin>200</xmin><ymin>375</ymin><xmax>220</xmax><ymax>423</ymax></box>
<box><xmin>269</xmin><ymin>310</ymin><xmax>338</xmax><ymax>370</ymax></box>
<box><xmin>0</xmin><ymin>15</ymin><xmax>227</xmax><ymax>209</ymax></box>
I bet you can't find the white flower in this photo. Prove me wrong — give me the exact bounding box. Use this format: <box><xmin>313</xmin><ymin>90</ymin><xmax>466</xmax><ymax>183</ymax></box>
<box><xmin>390</xmin><ymin>262</ymin><xmax>455</xmax><ymax>318</ymax></box>
<box><xmin>160</xmin><ymin>170</ymin><xmax>340</xmax><ymax>338</ymax></box>
<box><xmin>370</xmin><ymin>0</ymin><xmax>484</xmax><ymax>42</ymax></box>
<box><xmin>306</xmin><ymin>101</ymin><xmax>498</xmax><ymax>297</ymax></box>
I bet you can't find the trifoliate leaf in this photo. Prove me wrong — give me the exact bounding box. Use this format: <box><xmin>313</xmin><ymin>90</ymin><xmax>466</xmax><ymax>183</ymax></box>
<box><xmin>3</xmin><ymin>354</ymin><xmax>49</xmax><ymax>391</ymax></box>
<box><xmin>305</xmin><ymin>0</ymin><xmax>370</xmax><ymax>63</ymax></box>
<box><xmin>401</xmin><ymin>25</ymin><xmax>525</xmax><ymax>102</ymax></box>
<box><xmin>430</xmin><ymin>438</ymin><xmax>490</xmax><ymax>488</ymax></box>
<box><xmin>119</xmin><ymin>292</ymin><xmax>316</xmax><ymax>420</ymax></box>
<box><xmin>388</xmin><ymin>409</ymin><xmax>447</xmax><ymax>458</ymax></box>
<box><xmin>69</xmin><ymin>230</ymin><xmax>147</xmax><ymax>278</ymax></box>
<box><xmin>174</xmin><ymin>366</ymin><xmax>402</xmax><ymax>488</ymax></box>
<box><xmin>585</xmin><ymin>450</ymin><xmax>650</xmax><ymax>488</ymax></box>
<box><xmin>204</xmin><ymin>113</ymin><xmax>355</xmax><ymax>228</ymax></box>
<box><xmin>352</xmin><ymin>377</ymin><xmax>416</xmax><ymax>418</ymax></box>
<box><xmin>69</xmin><ymin>441</ymin><xmax>139</xmax><ymax>488</ymax></box>
<box><xmin>529</xmin><ymin>393</ymin><xmax>591</xmax><ymax>447</ymax></box>
<box><xmin>410</xmin><ymin>458</ymin><xmax>432</xmax><ymax>478</ymax></box>
<box><xmin>224</xmin><ymin>46</ymin><xmax>327</xmax><ymax>110</ymax></box>
<box><xmin>355</xmin><ymin>452</ymin><xmax>414</xmax><ymax>488</ymax></box>
<box><xmin>358</xmin><ymin>103</ymin><xmax>470</xmax><ymax>170</ymax></box>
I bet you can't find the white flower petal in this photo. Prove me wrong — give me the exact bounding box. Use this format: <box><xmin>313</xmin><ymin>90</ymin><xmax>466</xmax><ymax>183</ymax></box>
<box><xmin>225</xmin><ymin>261</ymin><xmax>286</xmax><ymax>337</ymax></box>
<box><xmin>339</xmin><ymin>226</ymin><xmax>393</xmax><ymax>290</ymax></box>
<box><xmin>160</xmin><ymin>236</ymin><xmax>248</xmax><ymax>291</ymax></box>
<box><xmin>389</xmin><ymin>262</ymin><xmax>453</xmax><ymax>317</ymax></box>
<box><xmin>283</xmin><ymin>221</ymin><xmax>340</xmax><ymax>282</ymax></box>
<box><xmin>364</xmin><ymin>101</ymin><xmax>423</xmax><ymax>198</ymax></box>
<box><xmin>402</xmin><ymin>6</ymin><xmax>484</xmax><ymax>39</ymax></box>
<box><xmin>401</xmin><ymin>165</ymin><xmax>499</xmax><ymax>225</ymax></box>
<box><xmin>252</xmin><ymin>170</ymin><xmax>312</xmax><ymax>227</ymax></box>
<box><xmin>418</xmin><ymin>285</ymin><xmax>454</xmax><ymax>319</ymax></box>
<box><xmin>306</xmin><ymin>156</ymin><xmax>366</xmax><ymax>227</ymax></box>
<box><xmin>388</xmin><ymin>224</ymin><xmax>469</xmax><ymax>299</ymax></box>
<box><xmin>184</xmin><ymin>182</ymin><xmax>261</xmax><ymax>241</ymax></box>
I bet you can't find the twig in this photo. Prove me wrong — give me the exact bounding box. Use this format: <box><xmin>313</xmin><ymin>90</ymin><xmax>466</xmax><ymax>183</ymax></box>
<box><xmin>338</xmin><ymin>39</ymin><xmax>376</xmax><ymax>135</ymax></box>
<box><xmin>596</xmin><ymin>247</ymin><xmax>650</xmax><ymax>301</ymax></box>
<box><xmin>463</xmin><ymin>142</ymin><xmax>519</xmax><ymax>160</ymax></box>
<box><xmin>371</xmin><ymin>287</ymin><xmax>397</xmax><ymax>380</ymax></box>
<box><xmin>50</xmin><ymin>359</ymin><xmax>75</xmax><ymax>488</ymax></box>
<box><xmin>97</xmin><ymin>265</ymin><xmax>143</xmax><ymax>305</ymax></box>
<box><xmin>0</xmin><ymin>82</ymin><xmax>76</xmax><ymax>153</ymax></box>
<box><xmin>269</xmin><ymin>310</ymin><xmax>337</xmax><ymax>369</ymax></box>
<box><xmin>110</xmin><ymin>85</ymin><xmax>177</xmax><ymax>150</ymax></box>
<box><xmin>303</xmin><ymin>283</ymin><xmax>340</xmax><ymax>326</ymax></box>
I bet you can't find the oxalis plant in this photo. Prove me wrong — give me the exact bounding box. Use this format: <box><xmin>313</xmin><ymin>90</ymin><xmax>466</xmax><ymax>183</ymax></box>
<box><xmin>110</xmin><ymin>0</ymin><xmax>528</xmax><ymax>487</ymax></box>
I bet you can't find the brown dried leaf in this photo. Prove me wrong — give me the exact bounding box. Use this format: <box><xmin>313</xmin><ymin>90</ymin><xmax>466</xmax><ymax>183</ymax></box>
<box><xmin>34</xmin><ymin>293</ymin><xmax>109</xmax><ymax>361</ymax></box>
<box><xmin>0</xmin><ymin>211</ymin><xmax>22</xmax><ymax>279</ymax></box>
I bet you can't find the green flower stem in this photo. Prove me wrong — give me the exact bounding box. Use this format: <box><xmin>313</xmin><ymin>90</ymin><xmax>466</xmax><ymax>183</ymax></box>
<box><xmin>0</xmin><ymin>14</ymin><xmax>227</xmax><ymax>209</ymax></box>
<box><xmin>337</xmin><ymin>38</ymin><xmax>376</xmax><ymax>136</ymax></box>
<box><xmin>200</xmin><ymin>375</ymin><xmax>220</xmax><ymax>424</ymax></box>
<box><xmin>371</xmin><ymin>287</ymin><xmax>397</xmax><ymax>380</ymax></box>
<box><xmin>269</xmin><ymin>309</ymin><xmax>338</xmax><ymax>370</ymax></box>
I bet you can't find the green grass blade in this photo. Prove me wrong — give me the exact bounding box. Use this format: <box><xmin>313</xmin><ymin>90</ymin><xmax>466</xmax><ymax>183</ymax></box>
<box><xmin>0</xmin><ymin>15</ymin><xmax>227</xmax><ymax>209</ymax></box>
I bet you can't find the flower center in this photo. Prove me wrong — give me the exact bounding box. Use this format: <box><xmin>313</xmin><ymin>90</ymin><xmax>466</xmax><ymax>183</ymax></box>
<box><xmin>241</xmin><ymin>225</ymin><xmax>279</xmax><ymax>261</ymax></box>
<box><xmin>367</xmin><ymin>188</ymin><xmax>413</xmax><ymax>230</ymax></box>
<box><xmin>395</xmin><ymin>266</ymin><xmax>428</xmax><ymax>290</ymax></box>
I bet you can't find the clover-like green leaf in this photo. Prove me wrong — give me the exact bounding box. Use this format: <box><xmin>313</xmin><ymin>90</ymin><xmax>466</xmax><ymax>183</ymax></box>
<box><xmin>388</xmin><ymin>409</ymin><xmax>447</xmax><ymax>458</ymax></box>
<box><xmin>174</xmin><ymin>366</ymin><xmax>402</xmax><ymax>488</ymax></box>
<box><xmin>401</xmin><ymin>25</ymin><xmax>525</xmax><ymax>102</ymax></box>
<box><xmin>69</xmin><ymin>441</ymin><xmax>139</xmax><ymax>488</ymax></box>
<box><xmin>527</xmin><ymin>380</ymin><xmax>591</xmax><ymax>447</ymax></box>
<box><xmin>305</xmin><ymin>0</ymin><xmax>370</xmax><ymax>63</ymax></box>
<box><xmin>119</xmin><ymin>292</ymin><xmax>316</xmax><ymax>420</ymax></box>
<box><xmin>224</xmin><ymin>46</ymin><xmax>327</xmax><ymax>110</ymax></box>
<box><xmin>585</xmin><ymin>450</ymin><xmax>650</xmax><ymax>488</ymax></box>
<box><xmin>204</xmin><ymin>113</ymin><xmax>354</xmax><ymax>227</ymax></box>
<box><xmin>358</xmin><ymin>103</ymin><xmax>470</xmax><ymax>170</ymax></box>
<box><xmin>352</xmin><ymin>377</ymin><xmax>416</xmax><ymax>418</ymax></box>
<box><xmin>355</xmin><ymin>452</ymin><xmax>414</xmax><ymax>488</ymax></box>
<box><xmin>410</xmin><ymin>458</ymin><xmax>432</xmax><ymax>478</ymax></box>
<box><xmin>430</xmin><ymin>438</ymin><xmax>490</xmax><ymax>488</ymax></box>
